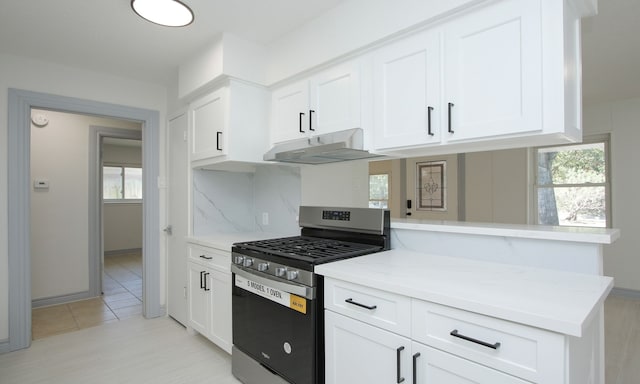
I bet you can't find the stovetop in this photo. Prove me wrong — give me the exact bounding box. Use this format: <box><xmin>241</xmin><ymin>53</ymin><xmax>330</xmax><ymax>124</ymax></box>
<box><xmin>233</xmin><ymin>236</ymin><xmax>383</xmax><ymax>264</ymax></box>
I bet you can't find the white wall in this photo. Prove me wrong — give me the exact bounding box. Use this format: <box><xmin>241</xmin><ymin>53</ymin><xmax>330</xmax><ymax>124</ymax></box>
<box><xmin>102</xmin><ymin>143</ymin><xmax>143</xmax><ymax>253</ymax></box>
<box><xmin>584</xmin><ymin>98</ymin><xmax>640</xmax><ymax>291</ymax></box>
<box><xmin>104</xmin><ymin>204</ymin><xmax>143</xmax><ymax>253</ymax></box>
<box><xmin>301</xmin><ymin>160</ymin><xmax>369</xmax><ymax>207</ymax></box>
<box><xmin>0</xmin><ymin>53</ymin><xmax>168</xmax><ymax>341</ymax></box>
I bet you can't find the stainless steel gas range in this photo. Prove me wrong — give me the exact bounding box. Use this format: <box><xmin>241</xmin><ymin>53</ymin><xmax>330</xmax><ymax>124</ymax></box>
<box><xmin>231</xmin><ymin>206</ymin><xmax>390</xmax><ymax>384</ymax></box>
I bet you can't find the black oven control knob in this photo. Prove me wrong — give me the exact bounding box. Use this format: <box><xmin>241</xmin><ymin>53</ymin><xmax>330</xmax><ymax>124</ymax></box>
<box><xmin>286</xmin><ymin>270</ymin><xmax>299</xmax><ymax>281</ymax></box>
<box><xmin>275</xmin><ymin>267</ymin><xmax>287</xmax><ymax>277</ymax></box>
<box><xmin>257</xmin><ymin>262</ymin><xmax>269</xmax><ymax>272</ymax></box>
<box><xmin>242</xmin><ymin>258</ymin><xmax>254</xmax><ymax>267</ymax></box>
<box><xmin>233</xmin><ymin>255</ymin><xmax>245</xmax><ymax>265</ymax></box>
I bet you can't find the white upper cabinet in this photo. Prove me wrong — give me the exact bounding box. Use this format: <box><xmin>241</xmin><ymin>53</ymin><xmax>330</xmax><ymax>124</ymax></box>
<box><xmin>190</xmin><ymin>88</ymin><xmax>227</xmax><ymax>161</ymax></box>
<box><xmin>270</xmin><ymin>60</ymin><xmax>361</xmax><ymax>144</ymax></box>
<box><xmin>443</xmin><ymin>0</ymin><xmax>542</xmax><ymax>142</ymax></box>
<box><xmin>270</xmin><ymin>80</ymin><xmax>310</xmax><ymax>144</ymax></box>
<box><xmin>373</xmin><ymin>29</ymin><xmax>441</xmax><ymax>150</ymax></box>
<box><xmin>189</xmin><ymin>79</ymin><xmax>269</xmax><ymax>169</ymax></box>
<box><xmin>372</xmin><ymin>0</ymin><xmax>583</xmax><ymax>155</ymax></box>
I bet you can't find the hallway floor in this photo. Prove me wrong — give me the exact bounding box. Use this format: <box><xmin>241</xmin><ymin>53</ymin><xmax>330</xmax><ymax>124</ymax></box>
<box><xmin>31</xmin><ymin>252</ymin><xmax>143</xmax><ymax>340</ymax></box>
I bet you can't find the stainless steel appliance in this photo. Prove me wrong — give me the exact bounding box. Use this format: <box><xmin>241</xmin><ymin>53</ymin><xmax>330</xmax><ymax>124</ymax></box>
<box><xmin>231</xmin><ymin>206</ymin><xmax>391</xmax><ymax>384</ymax></box>
<box><xmin>262</xmin><ymin>128</ymin><xmax>384</xmax><ymax>164</ymax></box>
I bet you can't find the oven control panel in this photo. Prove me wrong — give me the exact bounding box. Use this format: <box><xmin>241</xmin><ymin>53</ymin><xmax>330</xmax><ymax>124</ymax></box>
<box><xmin>322</xmin><ymin>210</ymin><xmax>351</xmax><ymax>221</ymax></box>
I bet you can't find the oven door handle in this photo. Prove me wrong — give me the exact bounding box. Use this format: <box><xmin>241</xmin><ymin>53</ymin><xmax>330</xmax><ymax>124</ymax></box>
<box><xmin>232</xmin><ymin>265</ymin><xmax>315</xmax><ymax>300</ymax></box>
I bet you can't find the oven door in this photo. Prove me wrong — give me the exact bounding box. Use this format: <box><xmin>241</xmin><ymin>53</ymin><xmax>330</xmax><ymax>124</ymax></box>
<box><xmin>232</xmin><ymin>265</ymin><xmax>320</xmax><ymax>384</ymax></box>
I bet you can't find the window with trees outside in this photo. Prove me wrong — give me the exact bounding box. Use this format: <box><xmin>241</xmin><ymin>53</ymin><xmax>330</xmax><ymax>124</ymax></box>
<box><xmin>369</xmin><ymin>174</ymin><xmax>389</xmax><ymax>209</ymax></box>
<box><xmin>534</xmin><ymin>135</ymin><xmax>610</xmax><ymax>228</ymax></box>
<box><xmin>103</xmin><ymin>165</ymin><xmax>143</xmax><ymax>201</ymax></box>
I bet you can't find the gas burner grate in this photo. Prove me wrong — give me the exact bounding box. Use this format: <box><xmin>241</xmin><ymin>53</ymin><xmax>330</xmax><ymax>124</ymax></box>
<box><xmin>236</xmin><ymin>236</ymin><xmax>382</xmax><ymax>261</ymax></box>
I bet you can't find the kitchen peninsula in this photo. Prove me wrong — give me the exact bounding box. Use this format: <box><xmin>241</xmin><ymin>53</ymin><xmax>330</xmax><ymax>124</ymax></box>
<box><xmin>317</xmin><ymin>220</ymin><xmax>618</xmax><ymax>383</ymax></box>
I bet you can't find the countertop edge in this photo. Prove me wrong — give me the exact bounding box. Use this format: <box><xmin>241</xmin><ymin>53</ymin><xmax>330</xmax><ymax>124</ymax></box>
<box><xmin>391</xmin><ymin>220</ymin><xmax>620</xmax><ymax>244</ymax></box>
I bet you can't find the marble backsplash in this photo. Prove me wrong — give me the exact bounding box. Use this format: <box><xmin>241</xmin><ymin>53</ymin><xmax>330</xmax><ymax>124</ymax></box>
<box><xmin>192</xmin><ymin>164</ymin><xmax>301</xmax><ymax>236</ymax></box>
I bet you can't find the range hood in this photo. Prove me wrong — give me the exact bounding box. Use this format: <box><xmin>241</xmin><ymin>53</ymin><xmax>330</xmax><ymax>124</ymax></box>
<box><xmin>263</xmin><ymin>128</ymin><xmax>383</xmax><ymax>164</ymax></box>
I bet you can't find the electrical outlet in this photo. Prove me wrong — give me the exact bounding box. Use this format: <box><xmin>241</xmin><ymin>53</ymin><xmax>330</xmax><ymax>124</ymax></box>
<box><xmin>262</xmin><ymin>212</ymin><xmax>269</xmax><ymax>226</ymax></box>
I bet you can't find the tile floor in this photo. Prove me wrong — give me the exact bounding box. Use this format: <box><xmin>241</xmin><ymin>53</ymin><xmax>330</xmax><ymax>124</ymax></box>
<box><xmin>31</xmin><ymin>252</ymin><xmax>143</xmax><ymax>340</ymax></box>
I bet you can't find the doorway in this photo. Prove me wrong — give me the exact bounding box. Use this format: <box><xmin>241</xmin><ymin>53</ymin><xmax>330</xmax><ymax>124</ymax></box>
<box><xmin>7</xmin><ymin>89</ymin><xmax>162</xmax><ymax>352</ymax></box>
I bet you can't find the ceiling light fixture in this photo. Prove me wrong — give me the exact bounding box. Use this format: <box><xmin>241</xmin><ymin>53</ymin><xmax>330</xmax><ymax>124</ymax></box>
<box><xmin>131</xmin><ymin>0</ymin><xmax>194</xmax><ymax>27</ymax></box>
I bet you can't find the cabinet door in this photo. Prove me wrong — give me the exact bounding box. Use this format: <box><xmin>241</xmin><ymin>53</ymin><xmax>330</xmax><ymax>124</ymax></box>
<box><xmin>443</xmin><ymin>0</ymin><xmax>542</xmax><ymax>141</ymax></box>
<box><xmin>190</xmin><ymin>88</ymin><xmax>227</xmax><ymax>161</ymax></box>
<box><xmin>187</xmin><ymin>262</ymin><xmax>209</xmax><ymax>335</ymax></box>
<box><xmin>325</xmin><ymin>310</ymin><xmax>412</xmax><ymax>384</ymax></box>
<box><xmin>209</xmin><ymin>269</ymin><xmax>232</xmax><ymax>354</ymax></box>
<box><xmin>270</xmin><ymin>80</ymin><xmax>309</xmax><ymax>144</ymax></box>
<box><xmin>309</xmin><ymin>61</ymin><xmax>361</xmax><ymax>135</ymax></box>
<box><xmin>373</xmin><ymin>30</ymin><xmax>441</xmax><ymax>150</ymax></box>
<box><xmin>412</xmin><ymin>343</ymin><xmax>529</xmax><ymax>384</ymax></box>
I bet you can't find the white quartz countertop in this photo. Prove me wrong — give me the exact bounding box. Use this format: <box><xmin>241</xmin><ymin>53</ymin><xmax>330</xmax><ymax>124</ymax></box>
<box><xmin>188</xmin><ymin>232</ymin><xmax>295</xmax><ymax>252</ymax></box>
<box><xmin>315</xmin><ymin>249</ymin><xmax>613</xmax><ymax>337</ymax></box>
<box><xmin>392</xmin><ymin>218</ymin><xmax>620</xmax><ymax>244</ymax></box>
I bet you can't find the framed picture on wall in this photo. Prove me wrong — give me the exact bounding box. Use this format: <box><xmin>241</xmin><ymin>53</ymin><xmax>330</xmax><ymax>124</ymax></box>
<box><xmin>417</xmin><ymin>160</ymin><xmax>446</xmax><ymax>211</ymax></box>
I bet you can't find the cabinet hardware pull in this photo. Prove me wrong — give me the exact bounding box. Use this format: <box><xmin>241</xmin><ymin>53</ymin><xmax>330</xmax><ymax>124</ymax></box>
<box><xmin>396</xmin><ymin>346</ymin><xmax>405</xmax><ymax>383</ymax></box>
<box><xmin>199</xmin><ymin>270</ymin><xmax>205</xmax><ymax>289</ymax></box>
<box><xmin>199</xmin><ymin>254</ymin><xmax>213</xmax><ymax>260</ymax></box>
<box><xmin>447</xmin><ymin>102</ymin><xmax>454</xmax><ymax>133</ymax></box>
<box><xmin>299</xmin><ymin>112</ymin><xmax>305</xmax><ymax>133</ymax></box>
<box><xmin>412</xmin><ymin>353</ymin><xmax>420</xmax><ymax>384</ymax></box>
<box><xmin>309</xmin><ymin>110</ymin><xmax>315</xmax><ymax>131</ymax></box>
<box><xmin>203</xmin><ymin>272</ymin><xmax>210</xmax><ymax>291</ymax></box>
<box><xmin>216</xmin><ymin>131</ymin><xmax>222</xmax><ymax>151</ymax></box>
<box><xmin>345</xmin><ymin>298</ymin><xmax>377</xmax><ymax>310</ymax></box>
<box><xmin>427</xmin><ymin>106</ymin><xmax>434</xmax><ymax>136</ymax></box>
<box><xmin>450</xmin><ymin>329</ymin><xmax>501</xmax><ymax>350</ymax></box>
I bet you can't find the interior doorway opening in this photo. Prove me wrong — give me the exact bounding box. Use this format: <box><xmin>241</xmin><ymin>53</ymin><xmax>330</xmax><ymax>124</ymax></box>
<box><xmin>7</xmin><ymin>88</ymin><xmax>161</xmax><ymax>352</ymax></box>
<box><xmin>29</xmin><ymin>109</ymin><xmax>145</xmax><ymax>339</ymax></box>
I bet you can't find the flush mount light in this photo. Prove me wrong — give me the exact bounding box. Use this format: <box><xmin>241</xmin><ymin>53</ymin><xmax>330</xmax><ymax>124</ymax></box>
<box><xmin>131</xmin><ymin>0</ymin><xmax>194</xmax><ymax>27</ymax></box>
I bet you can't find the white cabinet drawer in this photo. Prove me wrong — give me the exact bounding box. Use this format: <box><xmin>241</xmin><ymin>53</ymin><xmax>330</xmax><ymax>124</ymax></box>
<box><xmin>187</xmin><ymin>244</ymin><xmax>230</xmax><ymax>272</ymax></box>
<box><xmin>411</xmin><ymin>300</ymin><xmax>563</xmax><ymax>382</ymax></box>
<box><xmin>324</xmin><ymin>278</ymin><xmax>411</xmax><ymax>336</ymax></box>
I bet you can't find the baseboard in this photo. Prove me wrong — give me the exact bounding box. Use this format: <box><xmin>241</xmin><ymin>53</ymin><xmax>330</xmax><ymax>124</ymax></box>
<box><xmin>610</xmin><ymin>287</ymin><xmax>640</xmax><ymax>299</ymax></box>
<box><xmin>104</xmin><ymin>248</ymin><xmax>142</xmax><ymax>256</ymax></box>
<box><xmin>0</xmin><ymin>339</ymin><xmax>10</xmax><ymax>354</ymax></box>
<box><xmin>31</xmin><ymin>290</ymin><xmax>95</xmax><ymax>308</ymax></box>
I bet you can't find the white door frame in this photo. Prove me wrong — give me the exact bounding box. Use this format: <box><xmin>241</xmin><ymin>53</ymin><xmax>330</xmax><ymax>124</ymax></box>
<box><xmin>6</xmin><ymin>88</ymin><xmax>162</xmax><ymax>352</ymax></box>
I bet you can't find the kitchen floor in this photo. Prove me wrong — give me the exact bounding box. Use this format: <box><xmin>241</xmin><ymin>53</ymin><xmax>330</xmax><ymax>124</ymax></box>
<box><xmin>31</xmin><ymin>252</ymin><xmax>143</xmax><ymax>340</ymax></box>
<box><xmin>9</xmin><ymin>288</ymin><xmax>639</xmax><ymax>383</ymax></box>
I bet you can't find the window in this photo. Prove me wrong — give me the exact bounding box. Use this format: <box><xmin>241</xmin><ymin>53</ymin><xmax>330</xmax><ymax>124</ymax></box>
<box><xmin>369</xmin><ymin>174</ymin><xmax>389</xmax><ymax>209</ymax></box>
<box><xmin>533</xmin><ymin>135</ymin><xmax>610</xmax><ymax>227</ymax></box>
<box><xmin>103</xmin><ymin>165</ymin><xmax>142</xmax><ymax>200</ymax></box>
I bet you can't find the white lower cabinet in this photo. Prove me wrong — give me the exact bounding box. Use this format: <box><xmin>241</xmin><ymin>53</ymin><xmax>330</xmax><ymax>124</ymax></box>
<box><xmin>325</xmin><ymin>310</ymin><xmax>412</xmax><ymax>384</ymax></box>
<box><xmin>323</xmin><ymin>277</ymin><xmax>583</xmax><ymax>383</ymax></box>
<box><xmin>186</xmin><ymin>244</ymin><xmax>232</xmax><ymax>354</ymax></box>
<box><xmin>325</xmin><ymin>311</ymin><xmax>527</xmax><ymax>384</ymax></box>
<box><xmin>187</xmin><ymin>262</ymin><xmax>210</xmax><ymax>335</ymax></box>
